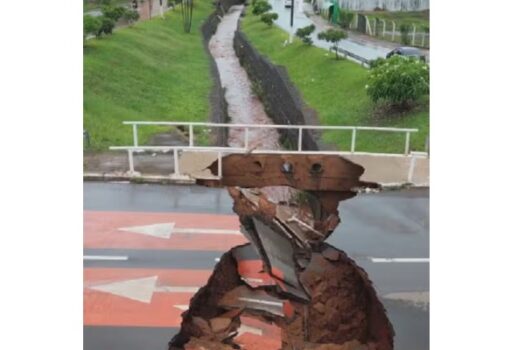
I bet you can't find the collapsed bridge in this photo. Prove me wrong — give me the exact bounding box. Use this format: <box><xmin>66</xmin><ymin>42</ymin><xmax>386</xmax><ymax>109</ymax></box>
<box><xmin>168</xmin><ymin>154</ymin><xmax>394</xmax><ymax>350</ymax></box>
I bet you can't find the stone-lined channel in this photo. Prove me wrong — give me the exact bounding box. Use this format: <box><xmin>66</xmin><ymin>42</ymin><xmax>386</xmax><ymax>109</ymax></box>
<box><xmin>208</xmin><ymin>5</ymin><xmax>281</xmax><ymax>150</ymax></box>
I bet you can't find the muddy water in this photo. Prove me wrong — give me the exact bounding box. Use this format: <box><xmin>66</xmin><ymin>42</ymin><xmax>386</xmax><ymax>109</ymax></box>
<box><xmin>209</xmin><ymin>5</ymin><xmax>281</xmax><ymax>150</ymax></box>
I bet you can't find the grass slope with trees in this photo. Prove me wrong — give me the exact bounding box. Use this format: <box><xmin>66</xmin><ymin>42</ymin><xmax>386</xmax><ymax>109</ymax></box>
<box><xmin>84</xmin><ymin>1</ymin><xmax>214</xmax><ymax>150</ymax></box>
<box><xmin>241</xmin><ymin>9</ymin><xmax>429</xmax><ymax>154</ymax></box>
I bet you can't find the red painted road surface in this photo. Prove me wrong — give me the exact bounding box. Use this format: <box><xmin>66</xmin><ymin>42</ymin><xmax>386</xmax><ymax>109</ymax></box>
<box><xmin>84</xmin><ymin>211</ymin><xmax>248</xmax><ymax>250</ymax></box>
<box><xmin>84</xmin><ymin>268</ymin><xmax>210</xmax><ymax>327</ymax></box>
<box><xmin>84</xmin><ymin>210</ymin><xmax>280</xmax><ymax>349</ymax></box>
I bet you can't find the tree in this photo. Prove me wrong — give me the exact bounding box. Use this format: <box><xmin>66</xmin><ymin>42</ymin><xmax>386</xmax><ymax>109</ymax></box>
<box><xmin>252</xmin><ymin>0</ymin><xmax>271</xmax><ymax>15</ymax></box>
<box><xmin>260</xmin><ymin>12</ymin><xmax>278</xmax><ymax>26</ymax></box>
<box><xmin>317</xmin><ymin>29</ymin><xmax>347</xmax><ymax>59</ymax></box>
<box><xmin>84</xmin><ymin>14</ymin><xmax>102</xmax><ymax>40</ymax></box>
<box><xmin>181</xmin><ymin>0</ymin><xmax>194</xmax><ymax>33</ymax></box>
<box><xmin>366</xmin><ymin>55</ymin><xmax>429</xmax><ymax>111</ymax></box>
<box><xmin>296</xmin><ymin>24</ymin><xmax>315</xmax><ymax>45</ymax></box>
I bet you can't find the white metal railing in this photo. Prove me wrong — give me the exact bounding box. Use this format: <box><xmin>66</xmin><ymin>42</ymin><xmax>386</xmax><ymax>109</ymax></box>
<box><xmin>122</xmin><ymin>121</ymin><xmax>418</xmax><ymax>154</ymax></box>
<box><xmin>109</xmin><ymin>121</ymin><xmax>423</xmax><ymax>181</ymax></box>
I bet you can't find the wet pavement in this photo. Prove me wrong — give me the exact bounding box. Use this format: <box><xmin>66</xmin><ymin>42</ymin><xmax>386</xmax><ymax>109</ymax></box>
<box><xmin>268</xmin><ymin>0</ymin><xmax>391</xmax><ymax>62</ymax></box>
<box><xmin>84</xmin><ymin>182</ymin><xmax>428</xmax><ymax>350</ymax></box>
<box><xmin>209</xmin><ymin>5</ymin><xmax>281</xmax><ymax>149</ymax></box>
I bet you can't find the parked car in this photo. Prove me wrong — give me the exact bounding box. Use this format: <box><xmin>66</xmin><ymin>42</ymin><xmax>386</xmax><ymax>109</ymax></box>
<box><xmin>386</xmin><ymin>47</ymin><xmax>426</xmax><ymax>62</ymax></box>
<box><xmin>284</xmin><ymin>0</ymin><xmax>292</xmax><ymax>8</ymax></box>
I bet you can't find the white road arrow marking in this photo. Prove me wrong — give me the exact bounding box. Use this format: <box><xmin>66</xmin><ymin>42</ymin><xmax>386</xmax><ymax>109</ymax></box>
<box><xmin>88</xmin><ymin>276</ymin><xmax>201</xmax><ymax>304</ymax></box>
<box><xmin>118</xmin><ymin>222</ymin><xmax>241</xmax><ymax>239</ymax></box>
<box><xmin>118</xmin><ymin>223</ymin><xmax>174</xmax><ymax>239</ymax></box>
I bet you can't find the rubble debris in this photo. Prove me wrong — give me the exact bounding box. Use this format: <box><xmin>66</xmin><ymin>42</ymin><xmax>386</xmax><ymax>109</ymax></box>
<box><xmin>169</xmin><ymin>154</ymin><xmax>393</xmax><ymax>350</ymax></box>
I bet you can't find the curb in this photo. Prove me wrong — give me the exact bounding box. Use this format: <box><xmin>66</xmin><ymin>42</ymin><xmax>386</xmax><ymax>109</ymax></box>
<box><xmin>83</xmin><ymin>172</ymin><xmax>428</xmax><ymax>190</ymax></box>
<box><xmin>83</xmin><ymin>172</ymin><xmax>196</xmax><ymax>185</ymax></box>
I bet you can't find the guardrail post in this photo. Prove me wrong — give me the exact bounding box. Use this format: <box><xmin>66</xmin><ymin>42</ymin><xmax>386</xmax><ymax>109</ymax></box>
<box><xmin>392</xmin><ymin>21</ymin><xmax>396</xmax><ymax>41</ymax></box>
<box><xmin>404</xmin><ymin>131</ymin><xmax>411</xmax><ymax>155</ymax></box>
<box><xmin>298</xmin><ymin>127</ymin><xmax>303</xmax><ymax>151</ymax></box>
<box><xmin>173</xmin><ymin>149</ymin><xmax>180</xmax><ymax>176</ymax></box>
<box><xmin>244</xmin><ymin>127</ymin><xmax>249</xmax><ymax>150</ymax></box>
<box><xmin>351</xmin><ymin>128</ymin><xmax>357</xmax><ymax>153</ymax></box>
<box><xmin>408</xmin><ymin>153</ymin><xmax>417</xmax><ymax>183</ymax></box>
<box><xmin>189</xmin><ymin>125</ymin><xmax>194</xmax><ymax>147</ymax></box>
<box><xmin>128</xmin><ymin>149</ymin><xmax>135</xmax><ymax>174</ymax></box>
<box><xmin>132</xmin><ymin>124</ymin><xmax>138</xmax><ymax>147</ymax></box>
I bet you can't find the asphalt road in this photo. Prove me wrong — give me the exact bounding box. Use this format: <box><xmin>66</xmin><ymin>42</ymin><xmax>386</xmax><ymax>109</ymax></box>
<box><xmin>84</xmin><ymin>182</ymin><xmax>429</xmax><ymax>350</ymax></box>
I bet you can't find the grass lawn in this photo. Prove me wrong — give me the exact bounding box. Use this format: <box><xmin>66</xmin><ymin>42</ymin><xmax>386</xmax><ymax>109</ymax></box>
<box><xmin>84</xmin><ymin>1</ymin><xmax>214</xmax><ymax>150</ymax></box>
<box><xmin>241</xmin><ymin>13</ymin><xmax>429</xmax><ymax>153</ymax></box>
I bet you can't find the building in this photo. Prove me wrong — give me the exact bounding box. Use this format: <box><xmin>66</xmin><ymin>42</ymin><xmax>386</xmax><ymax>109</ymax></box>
<box><xmin>132</xmin><ymin>0</ymin><xmax>169</xmax><ymax>20</ymax></box>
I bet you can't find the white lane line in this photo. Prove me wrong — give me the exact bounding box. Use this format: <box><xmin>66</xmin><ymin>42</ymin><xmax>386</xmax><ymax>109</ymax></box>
<box><xmin>371</xmin><ymin>258</ymin><xmax>429</xmax><ymax>263</ymax></box>
<box><xmin>83</xmin><ymin>255</ymin><xmax>129</xmax><ymax>261</ymax></box>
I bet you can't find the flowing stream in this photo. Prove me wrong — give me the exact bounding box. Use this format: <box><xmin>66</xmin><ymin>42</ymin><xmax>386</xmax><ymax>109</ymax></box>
<box><xmin>208</xmin><ymin>5</ymin><xmax>291</xmax><ymax>203</ymax></box>
<box><xmin>209</xmin><ymin>5</ymin><xmax>281</xmax><ymax>150</ymax></box>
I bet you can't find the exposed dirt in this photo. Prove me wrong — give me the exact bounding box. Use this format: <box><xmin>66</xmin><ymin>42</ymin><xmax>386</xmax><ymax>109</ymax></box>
<box><xmin>169</xmin><ymin>251</ymin><xmax>243</xmax><ymax>349</ymax></box>
<box><xmin>296</xmin><ymin>247</ymin><xmax>394</xmax><ymax>350</ymax></box>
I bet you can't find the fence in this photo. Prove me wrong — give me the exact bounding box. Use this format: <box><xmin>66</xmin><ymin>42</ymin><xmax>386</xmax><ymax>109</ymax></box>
<box><xmin>353</xmin><ymin>14</ymin><xmax>429</xmax><ymax>48</ymax></box>
<box><xmin>109</xmin><ymin>121</ymin><xmax>423</xmax><ymax>180</ymax></box>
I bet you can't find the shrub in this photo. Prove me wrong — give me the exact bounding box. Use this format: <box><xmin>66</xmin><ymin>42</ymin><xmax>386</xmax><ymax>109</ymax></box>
<box><xmin>338</xmin><ymin>10</ymin><xmax>353</xmax><ymax>29</ymax></box>
<box><xmin>84</xmin><ymin>14</ymin><xmax>102</xmax><ymax>40</ymax></box>
<box><xmin>102</xmin><ymin>5</ymin><xmax>126</xmax><ymax>22</ymax></box>
<box><xmin>123</xmin><ymin>9</ymin><xmax>140</xmax><ymax>25</ymax></box>
<box><xmin>317</xmin><ymin>29</ymin><xmax>347</xmax><ymax>59</ymax></box>
<box><xmin>260</xmin><ymin>12</ymin><xmax>278</xmax><ymax>26</ymax></box>
<box><xmin>296</xmin><ymin>24</ymin><xmax>315</xmax><ymax>45</ymax></box>
<box><xmin>366</xmin><ymin>55</ymin><xmax>429</xmax><ymax>110</ymax></box>
<box><xmin>399</xmin><ymin>23</ymin><xmax>411</xmax><ymax>45</ymax></box>
<box><xmin>97</xmin><ymin>16</ymin><xmax>115</xmax><ymax>37</ymax></box>
<box><xmin>252</xmin><ymin>0</ymin><xmax>271</xmax><ymax>15</ymax></box>
<box><xmin>368</xmin><ymin>57</ymin><xmax>386</xmax><ymax>69</ymax></box>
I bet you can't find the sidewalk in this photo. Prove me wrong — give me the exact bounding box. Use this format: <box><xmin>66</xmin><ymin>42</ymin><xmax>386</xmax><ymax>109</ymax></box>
<box><xmin>302</xmin><ymin>4</ymin><xmax>430</xmax><ymax>62</ymax></box>
<box><xmin>268</xmin><ymin>1</ymin><xmax>428</xmax><ymax>64</ymax></box>
<box><xmin>83</xmin><ymin>150</ymin><xmax>429</xmax><ymax>187</ymax></box>
<box><xmin>269</xmin><ymin>1</ymin><xmax>388</xmax><ymax>64</ymax></box>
